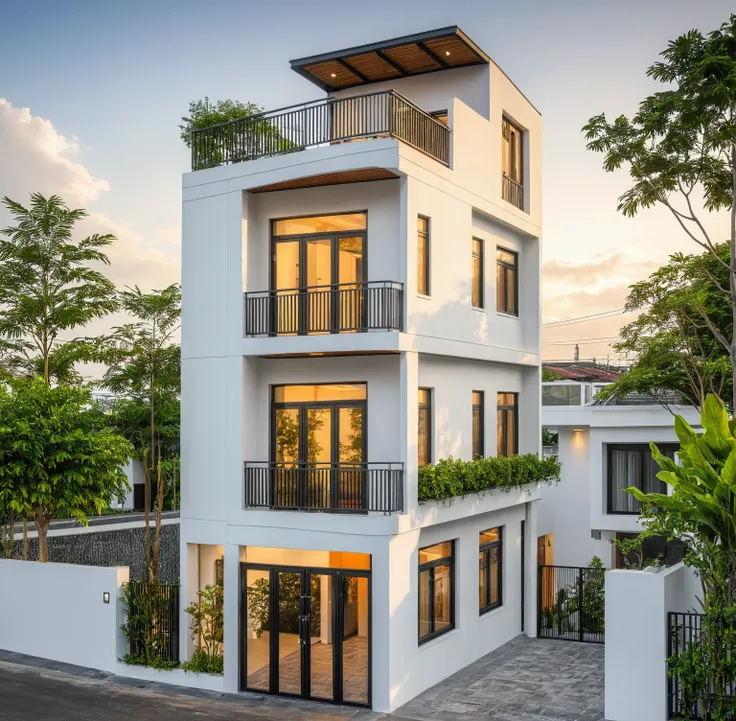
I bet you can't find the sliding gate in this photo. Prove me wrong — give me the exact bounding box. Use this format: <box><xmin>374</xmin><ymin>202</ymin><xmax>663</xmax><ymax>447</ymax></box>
<box><xmin>538</xmin><ymin>565</ymin><xmax>605</xmax><ymax>644</ymax></box>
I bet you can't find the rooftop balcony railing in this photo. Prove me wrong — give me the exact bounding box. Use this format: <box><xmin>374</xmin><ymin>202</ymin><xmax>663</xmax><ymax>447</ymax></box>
<box><xmin>244</xmin><ymin>461</ymin><xmax>404</xmax><ymax>514</ymax></box>
<box><xmin>502</xmin><ymin>173</ymin><xmax>524</xmax><ymax>210</ymax></box>
<box><xmin>191</xmin><ymin>90</ymin><xmax>450</xmax><ymax>170</ymax></box>
<box><xmin>244</xmin><ymin>280</ymin><xmax>403</xmax><ymax>337</ymax></box>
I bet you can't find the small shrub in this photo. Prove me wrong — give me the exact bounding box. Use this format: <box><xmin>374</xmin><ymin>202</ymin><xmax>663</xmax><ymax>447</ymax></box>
<box><xmin>418</xmin><ymin>454</ymin><xmax>560</xmax><ymax>502</ymax></box>
<box><xmin>182</xmin><ymin>584</ymin><xmax>224</xmax><ymax>675</ymax></box>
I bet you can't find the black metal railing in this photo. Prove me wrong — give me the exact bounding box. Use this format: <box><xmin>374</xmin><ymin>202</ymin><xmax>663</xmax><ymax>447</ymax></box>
<box><xmin>244</xmin><ymin>461</ymin><xmax>404</xmax><ymax>514</ymax></box>
<box><xmin>668</xmin><ymin>612</ymin><xmax>736</xmax><ymax>720</ymax></box>
<box><xmin>191</xmin><ymin>90</ymin><xmax>450</xmax><ymax>170</ymax></box>
<box><xmin>502</xmin><ymin>173</ymin><xmax>524</xmax><ymax>210</ymax></box>
<box><xmin>538</xmin><ymin>565</ymin><xmax>605</xmax><ymax>644</ymax></box>
<box><xmin>244</xmin><ymin>280</ymin><xmax>403</xmax><ymax>337</ymax></box>
<box><xmin>124</xmin><ymin>581</ymin><xmax>180</xmax><ymax>664</ymax></box>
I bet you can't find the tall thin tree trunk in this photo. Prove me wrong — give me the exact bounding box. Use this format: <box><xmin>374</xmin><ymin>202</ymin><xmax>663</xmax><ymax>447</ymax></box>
<box><xmin>731</xmin><ymin>148</ymin><xmax>736</xmax><ymax>414</ymax></box>
<box><xmin>143</xmin><ymin>452</ymin><xmax>152</xmax><ymax>582</ymax></box>
<box><xmin>22</xmin><ymin>518</ymin><xmax>28</xmax><ymax>560</ymax></box>
<box><xmin>34</xmin><ymin>511</ymin><xmax>49</xmax><ymax>563</ymax></box>
<box><xmin>152</xmin><ymin>459</ymin><xmax>164</xmax><ymax>584</ymax></box>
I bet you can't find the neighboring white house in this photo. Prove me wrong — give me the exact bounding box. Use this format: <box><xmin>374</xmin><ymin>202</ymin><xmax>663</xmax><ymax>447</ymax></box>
<box><xmin>180</xmin><ymin>27</ymin><xmax>542</xmax><ymax>713</ymax></box>
<box><xmin>538</xmin><ymin>381</ymin><xmax>700</xmax><ymax>569</ymax></box>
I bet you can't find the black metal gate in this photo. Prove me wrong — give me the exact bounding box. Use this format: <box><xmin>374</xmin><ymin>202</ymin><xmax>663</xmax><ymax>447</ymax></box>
<box><xmin>538</xmin><ymin>565</ymin><xmax>605</xmax><ymax>644</ymax></box>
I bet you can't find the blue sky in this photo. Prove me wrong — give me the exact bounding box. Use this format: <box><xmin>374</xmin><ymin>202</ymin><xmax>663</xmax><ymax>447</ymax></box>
<box><xmin>1</xmin><ymin>0</ymin><xmax>734</xmax><ymax>362</ymax></box>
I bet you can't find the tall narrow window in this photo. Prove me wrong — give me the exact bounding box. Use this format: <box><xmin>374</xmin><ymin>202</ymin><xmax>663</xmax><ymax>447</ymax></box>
<box><xmin>501</xmin><ymin>117</ymin><xmax>524</xmax><ymax>210</ymax></box>
<box><xmin>472</xmin><ymin>391</ymin><xmax>484</xmax><ymax>459</ymax></box>
<box><xmin>419</xmin><ymin>541</ymin><xmax>455</xmax><ymax>643</ymax></box>
<box><xmin>417</xmin><ymin>216</ymin><xmax>430</xmax><ymax>296</ymax></box>
<box><xmin>479</xmin><ymin>527</ymin><xmax>503</xmax><ymax>614</ymax></box>
<box><xmin>496</xmin><ymin>247</ymin><xmax>518</xmax><ymax>316</ymax></box>
<box><xmin>418</xmin><ymin>388</ymin><xmax>432</xmax><ymax>467</ymax></box>
<box><xmin>497</xmin><ymin>392</ymin><xmax>518</xmax><ymax>457</ymax></box>
<box><xmin>608</xmin><ymin>444</ymin><xmax>677</xmax><ymax>514</ymax></box>
<box><xmin>472</xmin><ymin>238</ymin><xmax>484</xmax><ymax>308</ymax></box>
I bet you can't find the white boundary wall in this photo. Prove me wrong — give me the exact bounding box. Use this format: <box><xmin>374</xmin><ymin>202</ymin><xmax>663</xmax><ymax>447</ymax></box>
<box><xmin>0</xmin><ymin>559</ymin><xmax>128</xmax><ymax>673</ymax></box>
<box><xmin>605</xmin><ymin>563</ymin><xmax>701</xmax><ymax>721</ymax></box>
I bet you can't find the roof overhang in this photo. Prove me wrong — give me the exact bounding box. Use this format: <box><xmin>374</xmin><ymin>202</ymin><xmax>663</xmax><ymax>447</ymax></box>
<box><xmin>290</xmin><ymin>26</ymin><xmax>489</xmax><ymax>93</ymax></box>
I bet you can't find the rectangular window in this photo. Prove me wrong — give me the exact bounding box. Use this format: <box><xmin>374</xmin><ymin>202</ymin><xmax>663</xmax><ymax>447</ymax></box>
<box><xmin>497</xmin><ymin>392</ymin><xmax>518</xmax><ymax>457</ymax></box>
<box><xmin>608</xmin><ymin>444</ymin><xmax>677</xmax><ymax>514</ymax></box>
<box><xmin>430</xmin><ymin>110</ymin><xmax>448</xmax><ymax>126</ymax></box>
<box><xmin>502</xmin><ymin>117</ymin><xmax>524</xmax><ymax>210</ymax></box>
<box><xmin>418</xmin><ymin>540</ymin><xmax>455</xmax><ymax>643</ymax></box>
<box><xmin>496</xmin><ymin>247</ymin><xmax>518</xmax><ymax>316</ymax></box>
<box><xmin>472</xmin><ymin>238</ymin><xmax>484</xmax><ymax>308</ymax></box>
<box><xmin>479</xmin><ymin>527</ymin><xmax>502</xmax><ymax>613</ymax></box>
<box><xmin>417</xmin><ymin>216</ymin><xmax>430</xmax><ymax>296</ymax></box>
<box><xmin>418</xmin><ymin>388</ymin><xmax>432</xmax><ymax>467</ymax></box>
<box><xmin>472</xmin><ymin>391</ymin><xmax>484</xmax><ymax>459</ymax></box>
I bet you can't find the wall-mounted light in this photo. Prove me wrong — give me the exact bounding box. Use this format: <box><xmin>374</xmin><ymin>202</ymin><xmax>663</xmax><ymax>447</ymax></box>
<box><xmin>103</xmin><ymin>592</ymin><xmax>110</xmax><ymax>604</ymax></box>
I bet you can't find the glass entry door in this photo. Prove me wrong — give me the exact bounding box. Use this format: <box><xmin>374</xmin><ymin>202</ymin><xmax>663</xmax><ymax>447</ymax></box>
<box><xmin>271</xmin><ymin>213</ymin><xmax>366</xmax><ymax>334</ymax></box>
<box><xmin>241</xmin><ymin>564</ymin><xmax>370</xmax><ymax>706</ymax></box>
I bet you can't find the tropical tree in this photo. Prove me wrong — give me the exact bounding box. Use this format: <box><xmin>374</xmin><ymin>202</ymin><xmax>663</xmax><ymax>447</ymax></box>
<box><xmin>0</xmin><ymin>378</ymin><xmax>131</xmax><ymax>562</ymax></box>
<box><xmin>179</xmin><ymin>98</ymin><xmax>264</xmax><ymax>146</ymax></box>
<box><xmin>583</xmin><ymin>15</ymin><xmax>736</xmax><ymax>410</ymax></box>
<box><xmin>0</xmin><ymin>193</ymin><xmax>118</xmax><ymax>384</ymax></box>
<box><xmin>98</xmin><ymin>284</ymin><xmax>180</xmax><ymax>583</ymax></box>
<box><xmin>602</xmin><ymin>245</ymin><xmax>732</xmax><ymax>409</ymax></box>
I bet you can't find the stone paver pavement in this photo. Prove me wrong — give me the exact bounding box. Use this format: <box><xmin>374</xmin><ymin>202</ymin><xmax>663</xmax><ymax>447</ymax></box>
<box><xmin>388</xmin><ymin>636</ymin><xmax>604</xmax><ymax>721</ymax></box>
<box><xmin>0</xmin><ymin>635</ymin><xmax>603</xmax><ymax>721</ymax></box>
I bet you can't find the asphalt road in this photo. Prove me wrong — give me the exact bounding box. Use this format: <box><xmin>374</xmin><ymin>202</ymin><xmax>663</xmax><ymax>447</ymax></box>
<box><xmin>0</xmin><ymin>658</ymin><xmax>376</xmax><ymax>721</ymax></box>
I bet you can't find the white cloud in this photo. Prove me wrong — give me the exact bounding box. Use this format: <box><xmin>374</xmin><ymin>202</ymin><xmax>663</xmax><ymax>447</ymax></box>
<box><xmin>0</xmin><ymin>98</ymin><xmax>179</xmax><ymax>294</ymax></box>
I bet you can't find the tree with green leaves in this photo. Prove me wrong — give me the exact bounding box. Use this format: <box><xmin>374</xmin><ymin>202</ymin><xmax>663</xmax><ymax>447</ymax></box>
<box><xmin>98</xmin><ymin>284</ymin><xmax>180</xmax><ymax>583</ymax></box>
<box><xmin>631</xmin><ymin>395</ymin><xmax>736</xmax><ymax>719</ymax></box>
<box><xmin>180</xmin><ymin>97</ymin><xmax>298</xmax><ymax>169</ymax></box>
<box><xmin>0</xmin><ymin>378</ymin><xmax>131</xmax><ymax>562</ymax></box>
<box><xmin>584</xmin><ymin>15</ymin><xmax>736</xmax><ymax>410</ymax></box>
<box><xmin>601</xmin><ymin>245</ymin><xmax>732</xmax><ymax>409</ymax></box>
<box><xmin>0</xmin><ymin>193</ymin><xmax>118</xmax><ymax>385</ymax></box>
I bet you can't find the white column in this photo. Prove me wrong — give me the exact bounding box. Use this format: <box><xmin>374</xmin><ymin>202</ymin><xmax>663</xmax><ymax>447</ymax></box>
<box><xmin>223</xmin><ymin>542</ymin><xmax>241</xmax><ymax>693</ymax></box>
<box><xmin>524</xmin><ymin>499</ymin><xmax>538</xmax><ymax>638</ymax></box>
<box><xmin>400</xmin><ymin>351</ymin><xmax>419</xmax><ymax>514</ymax></box>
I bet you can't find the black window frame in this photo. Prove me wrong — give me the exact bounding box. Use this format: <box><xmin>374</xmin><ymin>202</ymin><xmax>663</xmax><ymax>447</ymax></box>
<box><xmin>418</xmin><ymin>540</ymin><xmax>455</xmax><ymax>645</ymax></box>
<box><xmin>472</xmin><ymin>390</ymin><xmax>484</xmax><ymax>459</ymax></box>
<box><xmin>417</xmin><ymin>215</ymin><xmax>430</xmax><ymax>297</ymax></box>
<box><xmin>501</xmin><ymin>116</ymin><xmax>524</xmax><ymax>185</ymax></box>
<box><xmin>418</xmin><ymin>388</ymin><xmax>433</xmax><ymax>467</ymax></box>
<box><xmin>472</xmin><ymin>237</ymin><xmax>484</xmax><ymax>309</ymax></box>
<box><xmin>607</xmin><ymin>443</ymin><xmax>677</xmax><ymax>515</ymax></box>
<box><xmin>497</xmin><ymin>392</ymin><xmax>518</xmax><ymax>457</ymax></box>
<box><xmin>496</xmin><ymin>247</ymin><xmax>519</xmax><ymax>316</ymax></box>
<box><xmin>479</xmin><ymin>527</ymin><xmax>503</xmax><ymax>614</ymax></box>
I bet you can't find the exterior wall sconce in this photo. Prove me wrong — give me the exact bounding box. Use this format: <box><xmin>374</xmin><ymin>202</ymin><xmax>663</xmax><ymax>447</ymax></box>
<box><xmin>103</xmin><ymin>592</ymin><xmax>110</xmax><ymax>604</ymax></box>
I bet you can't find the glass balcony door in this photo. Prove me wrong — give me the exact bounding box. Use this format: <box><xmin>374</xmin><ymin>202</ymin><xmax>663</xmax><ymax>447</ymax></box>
<box><xmin>271</xmin><ymin>214</ymin><xmax>366</xmax><ymax>335</ymax></box>
<box><xmin>273</xmin><ymin>384</ymin><xmax>366</xmax><ymax>511</ymax></box>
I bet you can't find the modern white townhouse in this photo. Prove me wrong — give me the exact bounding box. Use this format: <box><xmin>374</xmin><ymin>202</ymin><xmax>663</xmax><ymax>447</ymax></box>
<box><xmin>539</xmin><ymin>380</ymin><xmax>700</xmax><ymax>569</ymax></box>
<box><xmin>180</xmin><ymin>27</ymin><xmax>542</xmax><ymax>712</ymax></box>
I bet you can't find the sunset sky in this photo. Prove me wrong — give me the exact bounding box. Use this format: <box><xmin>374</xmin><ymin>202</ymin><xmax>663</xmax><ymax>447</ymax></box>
<box><xmin>0</xmin><ymin>0</ymin><xmax>733</xmax><ymax>364</ymax></box>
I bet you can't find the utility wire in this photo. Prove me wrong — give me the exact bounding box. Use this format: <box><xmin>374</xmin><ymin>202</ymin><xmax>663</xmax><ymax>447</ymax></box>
<box><xmin>542</xmin><ymin>308</ymin><xmax>631</xmax><ymax>328</ymax></box>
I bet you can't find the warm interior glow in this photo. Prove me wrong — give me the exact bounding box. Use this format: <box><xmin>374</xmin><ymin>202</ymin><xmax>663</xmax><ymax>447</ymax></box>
<box><xmin>273</xmin><ymin>383</ymin><xmax>367</xmax><ymax>403</ymax></box>
<box><xmin>273</xmin><ymin>213</ymin><xmax>367</xmax><ymax>236</ymax></box>
<box><xmin>241</xmin><ymin>546</ymin><xmax>371</xmax><ymax>570</ymax></box>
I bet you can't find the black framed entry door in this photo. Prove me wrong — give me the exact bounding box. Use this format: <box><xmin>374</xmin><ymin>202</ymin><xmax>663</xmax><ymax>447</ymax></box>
<box><xmin>241</xmin><ymin>564</ymin><xmax>371</xmax><ymax>706</ymax></box>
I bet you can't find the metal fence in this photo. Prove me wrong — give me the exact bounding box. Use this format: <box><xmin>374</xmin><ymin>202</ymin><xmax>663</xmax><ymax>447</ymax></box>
<box><xmin>502</xmin><ymin>173</ymin><xmax>524</xmax><ymax>210</ymax></box>
<box><xmin>191</xmin><ymin>89</ymin><xmax>450</xmax><ymax>170</ymax></box>
<box><xmin>538</xmin><ymin>565</ymin><xmax>605</xmax><ymax>644</ymax></box>
<box><xmin>244</xmin><ymin>462</ymin><xmax>404</xmax><ymax>514</ymax></box>
<box><xmin>668</xmin><ymin>611</ymin><xmax>736</xmax><ymax>720</ymax></box>
<box><xmin>244</xmin><ymin>281</ymin><xmax>403</xmax><ymax>337</ymax></box>
<box><xmin>124</xmin><ymin>581</ymin><xmax>180</xmax><ymax>664</ymax></box>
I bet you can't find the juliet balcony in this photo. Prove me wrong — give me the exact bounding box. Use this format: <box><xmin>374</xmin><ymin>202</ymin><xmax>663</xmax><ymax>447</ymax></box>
<box><xmin>244</xmin><ymin>281</ymin><xmax>404</xmax><ymax>337</ymax></box>
<box><xmin>243</xmin><ymin>462</ymin><xmax>404</xmax><ymax>514</ymax></box>
<box><xmin>190</xmin><ymin>89</ymin><xmax>450</xmax><ymax>171</ymax></box>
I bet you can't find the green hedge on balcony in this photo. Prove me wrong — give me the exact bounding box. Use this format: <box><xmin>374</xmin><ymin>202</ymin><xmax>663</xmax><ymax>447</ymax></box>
<box><xmin>418</xmin><ymin>453</ymin><xmax>561</xmax><ymax>503</ymax></box>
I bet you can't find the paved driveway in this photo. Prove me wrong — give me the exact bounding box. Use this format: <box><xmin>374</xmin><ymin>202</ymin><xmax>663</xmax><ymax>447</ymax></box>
<box><xmin>0</xmin><ymin>636</ymin><xmax>603</xmax><ymax>721</ymax></box>
<box><xmin>390</xmin><ymin>636</ymin><xmax>604</xmax><ymax>721</ymax></box>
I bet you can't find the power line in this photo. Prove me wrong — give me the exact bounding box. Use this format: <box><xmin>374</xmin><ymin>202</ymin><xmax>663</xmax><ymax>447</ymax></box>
<box><xmin>542</xmin><ymin>308</ymin><xmax>631</xmax><ymax>328</ymax></box>
<box><xmin>543</xmin><ymin>335</ymin><xmax>618</xmax><ymax>346</ymax></box>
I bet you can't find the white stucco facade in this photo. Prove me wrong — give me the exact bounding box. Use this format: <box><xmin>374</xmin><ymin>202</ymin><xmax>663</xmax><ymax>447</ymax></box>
<box><xmin>180</xmin><ymin>29</ymin><xmax>542</xmax><ymax>712</ymax></box>
<box><xmin>539</xmin><ymin>399</ymin><xmax>701</xmax><ymax>569</ymax></box>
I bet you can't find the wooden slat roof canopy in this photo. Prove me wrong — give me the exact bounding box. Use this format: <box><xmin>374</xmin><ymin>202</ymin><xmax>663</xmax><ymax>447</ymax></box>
<box><xmin>290</xmin><ymin>27</ymin><xmax>490</xmax><ymax>92</ymax></box>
